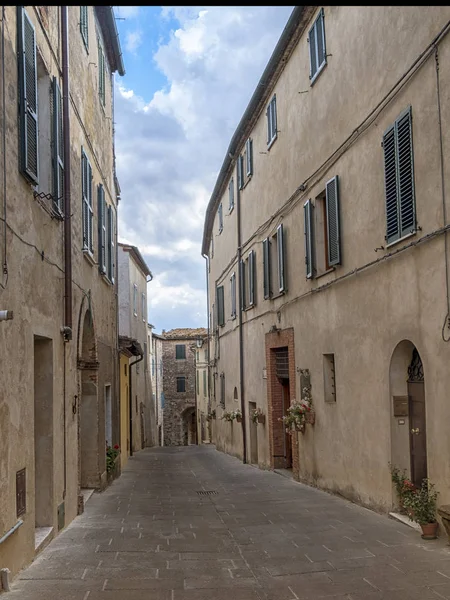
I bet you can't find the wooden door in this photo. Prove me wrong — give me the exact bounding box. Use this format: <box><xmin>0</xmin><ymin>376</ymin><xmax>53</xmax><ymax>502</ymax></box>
<box><xmin>408</xmin><ymin>381</ymin><xmax>427</xmax><ymax>487</ymax></box>
<box><xmin>249</xmin><ymin>402</ymin><xmax>258</xmax><ymax>464</ymax></box>
<box><xmin>282</xmin><ymin>380</ymin><xmax>292</xmax><ymax>468</ymax></box>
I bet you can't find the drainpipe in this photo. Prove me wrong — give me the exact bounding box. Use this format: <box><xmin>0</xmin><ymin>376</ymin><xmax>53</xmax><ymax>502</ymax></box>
<box><xmin>236</xmin><ymin>171</ymin><xmax>247</xmax><ymax>464</ymax></box>
<box><xmin>61</xmin><ymin>6</ymin><xmax>72</xmax><ymax>338</ymax></box>
<box><xmin>129</xmin><ymin>352</ymin><xmax>143</xmax><ymax>457</ymax></box>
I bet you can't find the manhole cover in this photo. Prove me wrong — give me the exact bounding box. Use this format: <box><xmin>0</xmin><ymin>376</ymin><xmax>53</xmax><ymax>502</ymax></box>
<box><xmin>196</xmin><ymin>490</ymin><xmax>218</xmax><ymax>496</ymax></box>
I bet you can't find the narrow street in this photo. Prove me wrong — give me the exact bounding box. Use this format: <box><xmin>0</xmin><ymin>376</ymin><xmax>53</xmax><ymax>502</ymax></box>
<box><xmin>10</xmin><ymin>445</ymin><xmax>450</xmax><ymax>600</ymax></box>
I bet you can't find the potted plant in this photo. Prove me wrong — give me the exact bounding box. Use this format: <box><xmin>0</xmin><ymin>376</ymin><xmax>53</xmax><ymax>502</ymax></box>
<box><xmin>221</xmin><ymin>410</ymin><xmax>233</xmax><ymax>422</ymax></box>
<box><xmin>234</xmin><ymin>409</ymin><xmax>242</xmax><ymax>423</ymax></box>
<box><xmin>389</xmin><ymin>463</ymin><xmax>415</xmax><ymax>516</ymax></box>
<box><xmin>280</xmin><ymin>398</ymin><xmax>313</xmax><ymax>434</ymax></box>
<box><xmin>251</xmin><ymin>408</ymin><xmax>265</xmax><ymax>425</ymax></box>
<box><xmin>206</xmin><ymin>409</ymin><xmax>216</xmax><ymax>421</ymax></box>
<box><xmin>403</xmin><ymin>479</ymin><xmax>439</xmax><ymax>539</ymax></box>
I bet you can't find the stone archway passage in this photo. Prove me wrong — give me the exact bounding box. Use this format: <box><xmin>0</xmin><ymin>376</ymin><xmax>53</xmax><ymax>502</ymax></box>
<box><xmin>181</xmin><ymin>407</ymin><xmax>197</xmax><ymax>446</ymax></box>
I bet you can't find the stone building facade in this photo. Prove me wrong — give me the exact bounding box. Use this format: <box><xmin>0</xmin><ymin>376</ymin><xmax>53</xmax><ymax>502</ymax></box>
<box><xmin>202</xmin><ymin>6</ymin><xmax>450</xmax><ymax>516</ymax></box>
<box><xmin>0</xmin><ymin>5</ymin><xmax>124</xmax><ymax>582</ymax></box>
<box><xmin>161</xmin><ymin>328</ymin><xmax>207</xmax><ymax>446</ymax></box>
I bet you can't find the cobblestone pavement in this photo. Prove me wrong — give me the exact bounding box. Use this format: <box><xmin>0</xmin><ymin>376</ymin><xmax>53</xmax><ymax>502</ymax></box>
<box><xmin>10</xmin><ymin>445</ymin><xmax>450</xmax><ymax>600</ymax></box>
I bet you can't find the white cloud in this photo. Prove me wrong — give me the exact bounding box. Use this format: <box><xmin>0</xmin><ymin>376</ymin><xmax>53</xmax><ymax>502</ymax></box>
<box><xmin>125</xmin><ymin>30</ymin><xmax>142</xmax><ymax>54</ymax></box>
<box><xmin>115</xmin><ymin>6</ymin><xmax>294</xmax><ymax>330</ymax></box>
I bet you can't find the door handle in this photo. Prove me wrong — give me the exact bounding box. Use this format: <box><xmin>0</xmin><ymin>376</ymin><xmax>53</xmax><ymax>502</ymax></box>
<box><xmin>411</xmin><ymin>428</ymin><xmax>420</xmax><ymax>435</ymax></box>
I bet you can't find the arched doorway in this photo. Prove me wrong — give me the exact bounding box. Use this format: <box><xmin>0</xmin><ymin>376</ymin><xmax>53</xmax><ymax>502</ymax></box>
<box><xmin>181</xmin><ymin>407</ymin><xmax>197</xmax><ymax>446</ymax></box>
<box><xmin>389</xmin><ymin>341</ymin><xmax>427</xmax><ymax>490</ymax></box>
<box><xmin>78</xmin><ymin>307</ymin><xmax>100</xmax><ymax>489</ymax></box>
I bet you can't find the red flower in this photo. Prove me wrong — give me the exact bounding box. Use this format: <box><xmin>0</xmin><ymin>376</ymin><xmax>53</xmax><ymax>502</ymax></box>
<box><xmin>114</xmin><ymin>444</ymin><xmax>120</xmax><ymax>450</ymax></box>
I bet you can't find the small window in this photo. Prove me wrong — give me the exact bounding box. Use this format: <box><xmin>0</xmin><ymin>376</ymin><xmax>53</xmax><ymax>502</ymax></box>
<box><xmin>309</xmin><ymin>8</ymin><xmax>327</xmax><ymax>84</ymax></box>
<box><xmin>383</xmin><ymin>107</ymin><xmax>416</xmax><ymax>245</ymax></box>
<box><xmin>142</xmin><ymin>293</ymin><xmax>146</xmax><ymax>322</ymax></box>
<box><xmin>241</xmin><ymin>250</ymin><xmax>256</xmax><ymax>309</ymax></box>
<box><xmin>263</xmin><ymin>224</ymin><xmax>286</xmax><ymax>298</ymax></box>
<box><xmin>80</xmin><ymin>6</ymin><xmax>89</xmax><ymax>49</ymax></box>
<box><xmin>16</xmin><ymin>468</ymin><xmax>26</xmax><ymax>517</ymax></box>
<box><xmin>230</xmin><ymin>272</ymin><xmax>236</xmax><ymax>319</ymax></box>
<box><xmin>218</xmin><ymin>203</ymin><xmax>223</xmax><ymax>233</ymax></box>
<box><xmin>81</xmin><ymin>149</ymin><xmax>93</xmax><ymax>254</ymax></box>
<box><xmin>133</xmin><ymin>284</ymin><xmax>138</xmax><ymax>316</ymax></box>
<box><xmin>323</xmin><ymin>353</ymin><xmax>336</xmax><ymax>403</ymax></box>
<box><xmin>220</xmin><ymin>372</ymin><xmax>225</xmax><ymax>408</ymax></box>
<box><xmin>229</xmin><ymin>178</ymin><xmax>235</xmax><ymax>211</ymax></box>
<box><xmin>267</xmin><ymin>95</ymin><xmax>277</xmax><ymax>147</ymax></box>
<box><xmin>177</xmin><ymin>376</ymin><xmax>186</xmax><ymax>393</ymax></box>
<box><xmin>175</xmin><ymin>344</ymin><xmax>186</xmax><ymax>359</ymax></box>
<box><xmin>217</xmin><ymin>285</ymin><xmax>225</xmax><ymax>327</ymax></box>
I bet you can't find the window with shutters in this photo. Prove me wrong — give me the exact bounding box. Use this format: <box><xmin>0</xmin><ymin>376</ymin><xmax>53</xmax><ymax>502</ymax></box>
<box><xmin>237</xmin><ymin>155</ymin><xmax>244</xmax><ymax>191</ymax></box>
<box><xmin>218</xmin><ymin>203</ymin><xmax>223</xmax><ymax>233</ymax></box>
<box><xmin>80</xmin><ymin>6</ymin><xmax>89</xmax><ymax>50</ymax></box>
<box><xmin>219</xmin><ymin>372</ymin><xmax>225</xmax><ymax>408</ymax></box>
<box><xmin>263</xmin><ymin>224</ymin><xmax>286</xmax><ymax>299</ymax></box>
<box><xmin>217</xmin><ymin>285</ymin><xmax>225</xmax><ymax>327</ymax></box>
<box><xmin>18</xmin><ymin>8</ymin><xmax>39</xmax><ymax>185</ymax></box>
<box><xmin>241</xmin><ymin>250</ymin><xmax>256</xmax><ymax>309</ymax></box>
<box><xmin>304</xmin><ymin>176</ymin><xmax>341</xmax><ymax>279</ymax></box>
<box><xmin>245</xmin><ymin>138</ymin><xmax>253</xmax><ymax>178</ymax></box>
<box><xmin>52</xmin><ymin>77</ymin><xmax>64</xmax><ymax>214</ymax></box>
<box><xmin>228</xmin><ymin>178</ymin><xmax>234</xmax><ymax>212</ymax></box>
<box><xmin>267</xmin><ymin>95</ymin><xmax>277</xmax><ymax>148</ymax></box>
<box><xmin>107</xmin><ymin>205</ymin><xmax>115</xmax><ymax>283</ymax></box>
<box><xmin>98</xmin><ymin>39</ymin><xmax>106</xmax><ymax>106</ymax></box>
<box><xmin>133</xmin><ymin>284</ymin><xmax>138</xmax><ymax>316</ymax></box>
<box><xmin>383</xmin><ymin>107</ymin><xmax>416</xmax><ymax>246</ymax></box>
<box><xmin>176</xmin><ymin>376</ymin><xmax>186</xmax><ymax>393</ymax></box>
<box><xmin>81</xmin><ymin>149</ymin><xmax>94</xmax><ymax>255</ymax></box>
<box><xmin>203</xmin><ymin>370</ymin><xmax>207</xmax><ymax>396</ymax></box>
<box><xmin>230</xmin><ymin>272</ymin><xmax>236</xmax><ymax>319</ymax></box>
<box><xmin>308</xmin><ymin>8</ymin><xmax>327</xmax><ymax>85</ymax></box>
<box><xmin>175</xmin><ymin>344</ymin><xmax>186</xmax><ymax>359</ymax></box>
<box><xmin>97</xmin><ymin>185</ymin><xmax>106</xmax><ymax>274</ymax></box>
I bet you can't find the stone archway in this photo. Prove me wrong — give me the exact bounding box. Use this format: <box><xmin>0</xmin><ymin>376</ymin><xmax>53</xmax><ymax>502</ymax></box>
<box><xmin>77</xmin><ymin>300</ymin><xmax>100</xmax><ymax>490</ymax></box>
<box><xmin>389</xmin><ymin>341</ymin><xmax>427</xmax><ymax>493</ymax></box>
<box><xmin>182</xmin><ymin>407</ymin><xmax>197</xmax><ymax>446</ymax></box>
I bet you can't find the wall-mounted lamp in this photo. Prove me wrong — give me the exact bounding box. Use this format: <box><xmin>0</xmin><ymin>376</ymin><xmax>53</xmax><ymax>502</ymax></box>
<box><xmin>0</xmin><ymin>310</ymin><xmax>13</xmax><ymax>321</ymax></box>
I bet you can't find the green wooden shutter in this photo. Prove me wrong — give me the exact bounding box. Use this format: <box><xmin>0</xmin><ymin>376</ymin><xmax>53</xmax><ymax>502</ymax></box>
<box><xmin>80</xmin><ymin>6</ymin><xmax>88</xmax><ymax>48</ymax></box>
<box><xmin>18</xmin><ymin>8</ymin><xmax>39</xmax><ymax>184</ymax></box>
<box><xmin>249</xmin><ymin>250</ymin><xmax>255</xmax><ymax>306</ymax></box>
<box><xmin>326</xmin><ymin>175</ymin><xmax>341</xmax><ymax>266</ymax></box>
<box><xmin>97</xmin><ymin>185</ymin><xmax>106</xmax><ymax>274</ymax></box>
<box><xmin>52</xmin><ymin>77</ymin><xmax>64</xmax><ymax>212</ymax></box>
<box><xmin>383</xmin><ymin>124</ymin><xmax>398</xmax><ymax>244</ymax></box>
<box><xmin>263</xmin><ymin>238</ymin><xmax>271</xmax><ymax>299</ymax></box>
<box><xmin>304</xmin><ymin>200</ymin><xmax>314</xmax><ymax>279</ymax></box>
<box><xmin>308</xmin><ymin>21</ymin><xmax>317</xmax><ymax>80</ymax></box>
<box><xmin>277</xmin><ymin>224</ymin><xmax>286</xmax><ymax>293</ymax></box>
<box><xmin>240</xmin><ymin>259</ymin><xmax>246</xmax><ymax>310</ymax></box>
<box><xmin>397</xmin><ymin>108</ymin><xmax>415</xmax><ymax>238</ymax></box>
<box><xmin>108</xmin><ymin>205</ymin><xmax>115</xmax><ymax>283</ymax></box>
<box><xmin>82</xmin><ymin>151</ymin><xmax>89</xmax><ymax>249</ymax></box>
<box><xmin>217</xmin><ymin>285</ymin><xmax>225</xmax><ymax>327</ymax></box>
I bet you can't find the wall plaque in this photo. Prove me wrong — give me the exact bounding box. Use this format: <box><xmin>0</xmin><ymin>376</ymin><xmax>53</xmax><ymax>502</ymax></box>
<box><xmin>393</xmin><ymin>396</ymin><xmax>409</xmax><ymax>417</ymax></box>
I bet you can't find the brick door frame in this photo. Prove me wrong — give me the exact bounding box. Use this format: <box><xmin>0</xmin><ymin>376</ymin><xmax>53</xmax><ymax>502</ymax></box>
<box><xmin>265</xmin><ymin>327</ymin><xmax>299</xmax><ymax>479</ymax></box>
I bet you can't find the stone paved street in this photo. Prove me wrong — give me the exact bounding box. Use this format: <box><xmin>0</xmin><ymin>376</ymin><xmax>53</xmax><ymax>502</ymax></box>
<box><xmin>10</xmin><ymin>445</ymin><xmax>450</xmax><ymax>600</ymax></box>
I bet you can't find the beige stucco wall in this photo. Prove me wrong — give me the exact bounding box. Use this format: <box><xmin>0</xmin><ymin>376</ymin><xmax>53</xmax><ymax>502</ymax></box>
<box><xmin>207</xmin><ymin>6</ymin><xmax>450</xmax><ymax>512</ymax></box>
<box><xmin>0</xmin><ymin>5</ymin><xmax>120</xmax><ymax>580</ymax></box>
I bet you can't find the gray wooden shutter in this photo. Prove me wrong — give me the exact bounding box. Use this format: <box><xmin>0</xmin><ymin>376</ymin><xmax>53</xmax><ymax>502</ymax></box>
<box><xmin>397</xmin><ymin>108</ymin><xmax>415</xmax><ymax>238</ymax></box>
<box><xmin>229</xmin><ymin>177</ymin><xmax>235</xmax><ymax>209</ymax></box>
<box><xmin>263</xmin><ymin>238</ymin><xmax>271</xmax><ymax>299</ymax></box>
<box><xmin>272</xmin><ymin>96</ymin><xmax>277</xmax><ymax>140</ymax></box>
<box><xmin>230</xmin><ymin>272</ymin><xmax>236</xmax><ymax>318</ymax></box>
<box><xmin>246</xmin><ymin>138</ymin><xmax>253</xmax><ymax>176</ymax></box>
<box><xmin>52</xmin><ymin>77</ymin><xmax>64</xmax><ymax>212</ymax></box>
<box><xmin>98</xmin><ymin>41</ymin><xmax>105</xmax><ymax>105</ymax></box>
<box><xmin>108</xmin><ymin>205</ymin><xmax>115</xmax><ymax>283</ymax></box>
<box><xmin>266</xmin><ymin>106</ymin><xmax>270</xmax><ymax>144</ymax></box>
<box><xmin>326</xmin><ymin>175</ymin><xmax>341</xmax><ymax>266</ymax></box>
<box><xmin>316</xmin><ymin>9</ymin><xmax>326</xmax><ymax>70</ymax></box>
<box><xmin>18</xmin><ymin>8</ymin><xmax>39</xmax><ymax>184</ymax></box>
<box><xmin>88</xmin><ymin>162</ymin><xmax>93</xmax><ymax>252</ymax></box>
<box><xmin>218</xmin><ymin>203</ymin><xmax>223</xmax><ymax>232</ymax></box>
<box><xmin>217</xmin><ymin>285</ymin><xmax>225</xmax><ymax>327</ymax></box>
<box><xmin>383</xmin><ymin>124</ymin><xmax>398</xmax><ymax>244</ymax></box>
<box><xmin>249</xmin><ymin>250</ymin><xmax>255</xmax><ymax>306</ymax></box>
<box><xmin>239</xmin><ymin>260</ymin><xmax>247</xmax><ymax>310</ymax></box>
<box><xmin>97</xmin><ymin>185</ymin><xmax>106</xmax><ymax>274</ymax></box>
<box><xmin>237</xmin><ymin>157</ymin><xmax>243</xmax><ymax>190</ymax></box>
<box><xmin>80</xmin><ymin>6</ymin><xmax>88</xmax><ymax>47</ymax></box>
<box><xmin>82</xmin><ymin>152</ymin><xmax>89</xmax><ymax>249</ymax></box>
<box><xmin>277</xmin><ymin>224</ymin><xmax>286</xmax><ymax>292</ymax></box>
<box><xmin>304</xmin><ymin>200</ymin><xmax>314</xmax><ymax>279</ymax></box>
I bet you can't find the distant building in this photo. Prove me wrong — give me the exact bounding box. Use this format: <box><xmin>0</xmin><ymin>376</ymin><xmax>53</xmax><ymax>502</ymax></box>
<box><xmin>149</xmin><ymin>327</ymin><xmax>164</xmax><ymax>445</ymax></box>
<box><xmin>118</xmin><ymin>243</ymin><xmax>156</xmax><ymax>461</ymax></box>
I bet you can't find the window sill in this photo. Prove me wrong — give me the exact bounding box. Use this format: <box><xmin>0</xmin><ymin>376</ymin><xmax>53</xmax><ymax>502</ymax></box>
<box><xmin>244</xmin><ymin>304</ymin><xmax>255</xmax><ymax>312</ymax></box>
<box><xmin>385</xmin><ymin>230</ymin><xmax>416</xmax><ymax>249</ymax></box>
<box><xmin>310</xmin><ymin>60</ymin><xmax>327</xmax><ymax>87</ymax></box>
<box><xmin>100</xmin><ymin>273</ymin><xmax>113</xmax><ymax>286</ymax></box>
<box><xmin>228</xmin><ymin>206</ymin><xmax>234</xmax><ymax>215</ymax></box>
<box><xmin>267</xmin><ymin>134</ymin><xmax>277</xmax><ymax>151</ymax></box>
<box><xmin>270</xmin><ymin>291</ymin><xmax>286</xmax><ymax>300</ymax></box>
<box><xmin>314</xmin><ymin>267</ymin><xmax>335</xmax><ymax>280</ymax></box>
<box><xmin>83</xmin><ymin>249</ymin><xmax>96</xmax><ymax>267</ymax></box>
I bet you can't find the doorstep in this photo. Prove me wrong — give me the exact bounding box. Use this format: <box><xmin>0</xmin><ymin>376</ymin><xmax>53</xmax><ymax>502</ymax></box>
<box><xmin>274</xmin><ymin>468</ymin><xmax>294</xmax><ymax>480</ymax></box>
<box><xmin>389</xmin><ymin>511</ymin><xmax>421</xmax><ymax>532</ymax></box>
<box><xmin>80</xmin><ymin>488</ymin><xmax>95</xmax><ymax>505</ymax></box>
<box><xmin>35</xmin><ymin>527</ymin><xmax>53</xmax><ymax>553</ymax></box>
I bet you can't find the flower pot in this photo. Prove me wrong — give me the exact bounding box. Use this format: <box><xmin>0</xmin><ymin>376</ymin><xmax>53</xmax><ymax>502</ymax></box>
<box><xmin>305</xmin><ymin>410</ymin><xmax>315</xmax><ymax>425</ymax></box>
<box><xmin>420</xmin><ymin>522</ymin><xmax>438</xmax><ymax>540</ymax></box>
<box><xmin>236</xmin><ymin>415</ymin><xmax>242</xmax><ymax>423</ymax></box>
<box><xmin>257</xmin><ymin>414</ymin><xmax>265</xmax><ymax>425</ymax></box>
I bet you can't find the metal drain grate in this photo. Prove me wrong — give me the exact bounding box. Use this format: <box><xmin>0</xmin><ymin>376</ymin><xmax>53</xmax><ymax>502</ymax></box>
<box><xmin>196</xmin><ymin>490</ymin><xmax>218</xmax><ymax>496</ymax></box>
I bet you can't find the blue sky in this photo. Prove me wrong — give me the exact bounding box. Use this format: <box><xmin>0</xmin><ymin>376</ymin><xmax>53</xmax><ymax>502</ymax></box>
<box><xmin>112</xmin><ymin>6</ymin><xmax>294</xmax><ymax>334</ymax></box>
